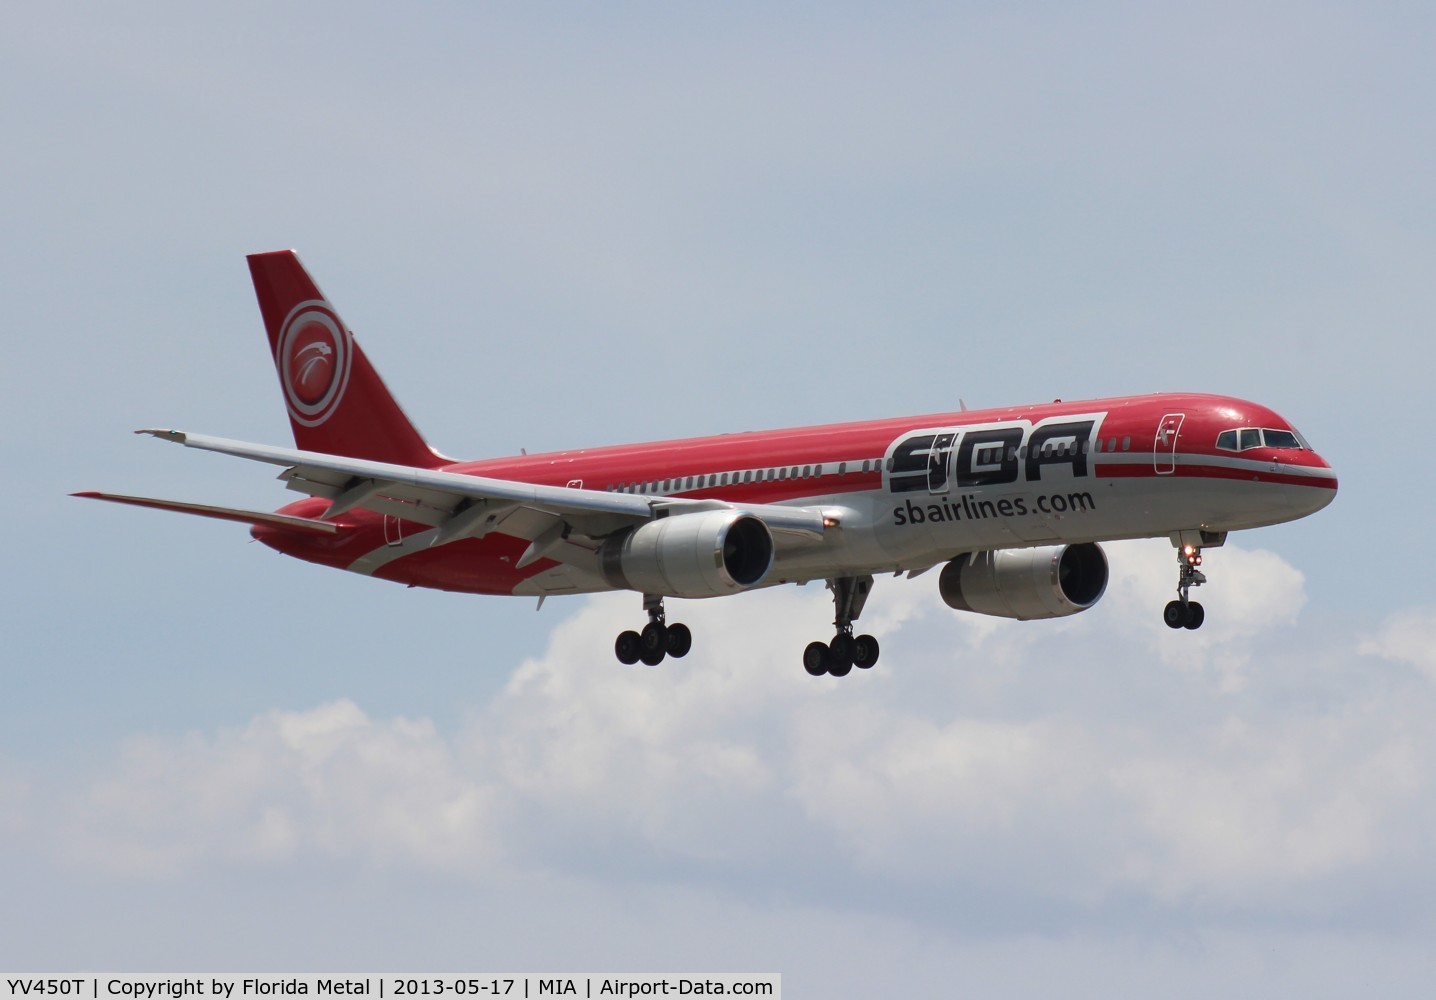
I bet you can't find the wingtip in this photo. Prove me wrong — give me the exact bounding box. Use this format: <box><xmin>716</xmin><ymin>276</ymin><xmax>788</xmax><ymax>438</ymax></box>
<box><xmin>136</xmin><ymin>428</ymin><xmax>187</xmax><ymax>443</ymax></box>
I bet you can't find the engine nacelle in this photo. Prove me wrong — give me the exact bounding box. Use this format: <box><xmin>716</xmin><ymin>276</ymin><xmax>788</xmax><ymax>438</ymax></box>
<box><xmin>599</xmin><ymin>510</ymin><xmax>775</xmax><ymax>598</ymax></box>
<box><xmin>938</xmin><ymin>543</ymin><xmax>1108</xmax><ymax>620</ymax></box>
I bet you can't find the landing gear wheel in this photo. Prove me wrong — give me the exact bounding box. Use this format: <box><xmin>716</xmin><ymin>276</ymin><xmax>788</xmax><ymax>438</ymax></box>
<box><xmin>639</xmin><ymin>645</ymin><xmax>667</xmax><ymax>666</ymax></box>
<box><xmin>615</xmin><ymin>630</ymin><xmax>641</xmax><ymax>665</ymax></box>
<box><xmin>1166</xmin><ymin>542</ymin><xmax>1211</xmax><ymax>632</ymax></box>
<box><xmin>640</xmin><ymin>620</ymin><xmax>668</xmax><ymax>655</ymax></box>
<box><xmin>806</xmin><ymin>575</ymin><xmax>878</xmax><ymax>677</ymax></box>
<box><xmin>1183</xmin><ymin>601</ymin><xmax>1205</xmax><ymax>630</ymax></box>
<box><xmin>666</xmin><ymin>623</ymin><xmax>692</xmax><ymax>658</ymax></box>
<box><xmin>803</xmin><ymin>642</ymin><xmax>830</xmax><ymax>676</ymax></box>
<box><xmin>1163</xmin><ymin>600</ymin><xmax>1188</xmax><ymax>629</ymax></box>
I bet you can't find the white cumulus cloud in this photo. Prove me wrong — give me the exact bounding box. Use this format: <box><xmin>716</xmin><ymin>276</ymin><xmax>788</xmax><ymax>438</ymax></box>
<box><xmin>55</xmin><ymin>700</ymin><xmax>504</xmax><ymax>876</ymax></box>
<box><xmin>17</xmin><ymin>543</ymin><xmax>1436</xmax><ymax>931</ymax></box>
<box><xmin>1361</xmin><ymin>607</ymin><xmax>1436</xmax><ymax>682</ymax></box>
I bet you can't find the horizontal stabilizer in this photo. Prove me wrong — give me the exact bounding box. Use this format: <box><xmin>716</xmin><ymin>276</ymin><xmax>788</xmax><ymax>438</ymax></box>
<box><xmin>71</xmin><ymin>492</ymin><xmax>339</xmax><ymax>535</ymax></box>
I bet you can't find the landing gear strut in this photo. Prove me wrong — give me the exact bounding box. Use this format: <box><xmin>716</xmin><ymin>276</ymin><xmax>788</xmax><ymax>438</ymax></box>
<box><xmin>615</xmin><ymin>594</ymin><xmax>692</xmax><ymax>665</ymax></box>
<box><xmin>1163</xmin><ymin>544</ymin><xmax>1206</xmax><ymax>630</ymax></box>
<box><xmin>804</xmin><ymin>575</ymin><xmax>880</xmax><ymax>677</ymax></box>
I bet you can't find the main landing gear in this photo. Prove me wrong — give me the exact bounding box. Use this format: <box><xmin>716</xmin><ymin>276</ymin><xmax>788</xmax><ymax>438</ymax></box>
<box><xmin>614</xmin><ymin>594</ymin><xmax>692</xmax><ymax>666</ymax></box>
<box><xmin>1163</xmin><ymin>544</ymin><xmax>1207</xmax><ymax>630</ymax></box>
<box><xmin>803</xmin><ymin>575</ymin><xmax>880</xmax><ymax>678</ymax></box>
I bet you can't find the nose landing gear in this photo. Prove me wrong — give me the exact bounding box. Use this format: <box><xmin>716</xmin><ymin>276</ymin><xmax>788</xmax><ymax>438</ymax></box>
<box><xmin>1164</xmin><ymin>544</ymin><xmax>1206</xmax><ymax>630</ymax></box>
<box><xmin>804</xmin><ymin>575</ymin><xmax>880</xmax><ymax>677</ymax></box>
<box><xmin>615</xmin><ymin>594</ymin><xmax>692</xmax><ymax>665</ymax></box>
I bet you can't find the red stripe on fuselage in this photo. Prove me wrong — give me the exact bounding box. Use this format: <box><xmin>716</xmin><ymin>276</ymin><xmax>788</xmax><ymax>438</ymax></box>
<box><xmin>1093</xmin><ymin>462</ymin><xmax>1338</xmax><ymax>490</ymax></box>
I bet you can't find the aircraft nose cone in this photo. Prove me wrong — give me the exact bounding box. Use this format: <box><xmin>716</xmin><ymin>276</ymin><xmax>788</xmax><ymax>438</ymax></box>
<box><xmin>1285</xmin><ymin>453</ymin><xmax>1337</xmax><ymax>517</ymax></box>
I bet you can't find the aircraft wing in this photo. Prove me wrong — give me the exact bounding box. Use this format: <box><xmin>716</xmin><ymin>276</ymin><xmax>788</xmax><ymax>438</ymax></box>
<box><xmin>133</xmin><ymin>430</ymin><xmax>829</xmax><ymax>551</ymax></box>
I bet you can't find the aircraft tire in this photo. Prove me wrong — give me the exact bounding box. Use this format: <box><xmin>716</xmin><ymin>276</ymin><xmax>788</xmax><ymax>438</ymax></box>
<box><xmin>1184</xmin><ymin>601</ymin><xmax>1205</xmax><ymax>630</ymax></box>
<box><xmin>640</xmin><ymin>621</ymin><xmax>668</xmax><ymax>656</ymax></box>
<box><xmin>615</xmin><ymin>630</ymin><xmax>641</xmax><ymax>665</ymax></box>
<box><xmin>828</xmin><ymin>634</ymin><xmax>854</xmax><ymax>676</ymax></box>
<box><xmin>666</xmin><ymin>623</ymin><xmax>692</xmax><ymax>658</ymax></box>
<box><xmin>1163</xmin><ymin>601</ymin><xmax>1187</xmax><ymax>629</ymax></box>
<box><xmin>640</xmin><ymin>645</ymin><xmax>667</xmax><ymax>666</ymax></box>
<box><xmin>853</xmin><ymin>634</ymin><xmax>880</xmax><ymax>669</ymax></box>
<box><xmin>803</xmin><ymin>641</ymin><xmax>830</xmax><ymax>676</ymax></box>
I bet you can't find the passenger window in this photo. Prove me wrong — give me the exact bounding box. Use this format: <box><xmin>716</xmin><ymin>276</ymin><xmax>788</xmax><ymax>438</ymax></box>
<box><xmin>1107</xmin><ymin>437</ymin><xmax>1117</xmax><ymax>452</ymax></box>
<box><xmin>1240</xmin><ymin>428</ymin><xmax>1261</xmax><ymax>451</ymax></box>
<box><xmin>1122</xmin><ymin>437</ymin><xmax>1131</xmax><ymax>451</ymax></box>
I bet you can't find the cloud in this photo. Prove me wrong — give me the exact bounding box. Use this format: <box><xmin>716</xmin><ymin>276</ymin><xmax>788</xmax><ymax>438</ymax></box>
<box><xmin>1361</xmin><ymin>608</ymin><xmax>1436</xmax><ymax>682</ymax></box>
<box><xmin>20</xmin><ymin>542</ymin><xmax>1436</xmax><ymax>931</ymax></box>
<box><xmin>54</xmin><ymin>701</ymin><xmax>504</xmax><ymax>877</ymax></box>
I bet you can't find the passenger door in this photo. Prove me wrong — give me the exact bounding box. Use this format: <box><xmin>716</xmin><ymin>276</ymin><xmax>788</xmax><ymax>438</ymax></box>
<box><xmin>1154</xmin><ymin>413</ymin><xmax>1184</xmax><ymax>475</ymax></box>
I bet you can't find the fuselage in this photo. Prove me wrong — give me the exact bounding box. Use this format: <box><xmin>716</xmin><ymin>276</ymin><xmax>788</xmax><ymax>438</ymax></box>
<box><xmin>252</xmin><ymin>391</ymin><xmax>1336</xmax><ymax>597</ymax></box>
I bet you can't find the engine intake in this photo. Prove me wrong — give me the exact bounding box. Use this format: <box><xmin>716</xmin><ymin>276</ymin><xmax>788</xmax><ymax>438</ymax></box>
<box><xmin>939</xmin><ymin>543</ymin><xmax>1108</xmax><ymax>620</ymax></box>
<box><xmin>600</xmin><ymin>510</ymin><xmax>775</xmax><ymax>598</ymax></box>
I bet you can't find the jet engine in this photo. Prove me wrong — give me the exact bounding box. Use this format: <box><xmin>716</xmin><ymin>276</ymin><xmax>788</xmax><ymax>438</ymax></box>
<box><xmin>938</xmin><ymin>543</ymin><xmax>1108</xmax><ymax>620</ymax></box>
<box><xmin>599</xmin><ymin>510</ymin><xmax>774</xmax><ymax>598</ymax></box>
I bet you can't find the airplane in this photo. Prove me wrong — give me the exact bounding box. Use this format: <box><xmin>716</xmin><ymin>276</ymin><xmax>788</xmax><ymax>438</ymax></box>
<box><xmin>76</xmin><ymin>251</ymin><xmax>1338</xmax><ymax>676</ymax></box>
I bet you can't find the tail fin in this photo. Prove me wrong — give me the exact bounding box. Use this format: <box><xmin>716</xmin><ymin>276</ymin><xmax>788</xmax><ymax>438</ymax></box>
<box><xmin>247</xmin><ymin>250</ymin><xmax>448</xmax><ymax>468</ymax></box>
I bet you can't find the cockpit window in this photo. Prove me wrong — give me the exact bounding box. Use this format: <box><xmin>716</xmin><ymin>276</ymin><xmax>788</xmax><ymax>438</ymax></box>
<box><xmin>1262</xmin><ymin>429</ymin><xmax>1302</xmax><ymax>449</ymax></box>
<box><xmin>1219</xmin><ymin>426</ymin><xmax>1307</xmax><ymax>452</ymax></box>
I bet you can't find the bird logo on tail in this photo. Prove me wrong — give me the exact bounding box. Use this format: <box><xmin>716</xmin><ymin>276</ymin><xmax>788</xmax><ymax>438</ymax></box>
<box><xmin>277</xmin><ymin>300</ymin><xmax>352</xmax><ymax>426</ymax></box>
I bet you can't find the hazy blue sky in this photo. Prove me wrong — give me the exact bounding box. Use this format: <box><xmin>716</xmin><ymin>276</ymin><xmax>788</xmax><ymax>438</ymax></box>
<box><xmin>4</xmin><ymin>2</ymin><xmax>1435</xmax><ymax>994</ymax></box>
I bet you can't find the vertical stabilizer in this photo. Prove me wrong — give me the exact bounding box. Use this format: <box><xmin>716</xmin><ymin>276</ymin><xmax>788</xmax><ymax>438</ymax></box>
<box><xmin>247</xmin><ymin>250</ymin><xmax>447</xmax><ymax>468</ymax></box>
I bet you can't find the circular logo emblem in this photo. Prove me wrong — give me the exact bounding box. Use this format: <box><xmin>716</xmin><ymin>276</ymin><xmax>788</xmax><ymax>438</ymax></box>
<box><xmin>277</xmin><ymin>301</ymin><xmax>353</xmax><ymax>427</ymax></box>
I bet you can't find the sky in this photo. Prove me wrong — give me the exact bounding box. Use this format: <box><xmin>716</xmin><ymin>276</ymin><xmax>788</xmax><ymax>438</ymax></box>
<box><xmin>3</xmin><ymin>1</ymin><xmax>1435</xmax><ymax>993</ymax></box>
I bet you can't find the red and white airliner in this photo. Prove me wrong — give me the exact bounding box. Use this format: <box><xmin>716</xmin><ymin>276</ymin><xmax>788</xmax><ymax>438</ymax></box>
<box><xmin>77</xmin><ymin>251</ymin><xmax>1338</xmax><ymax>675</ymax></box>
